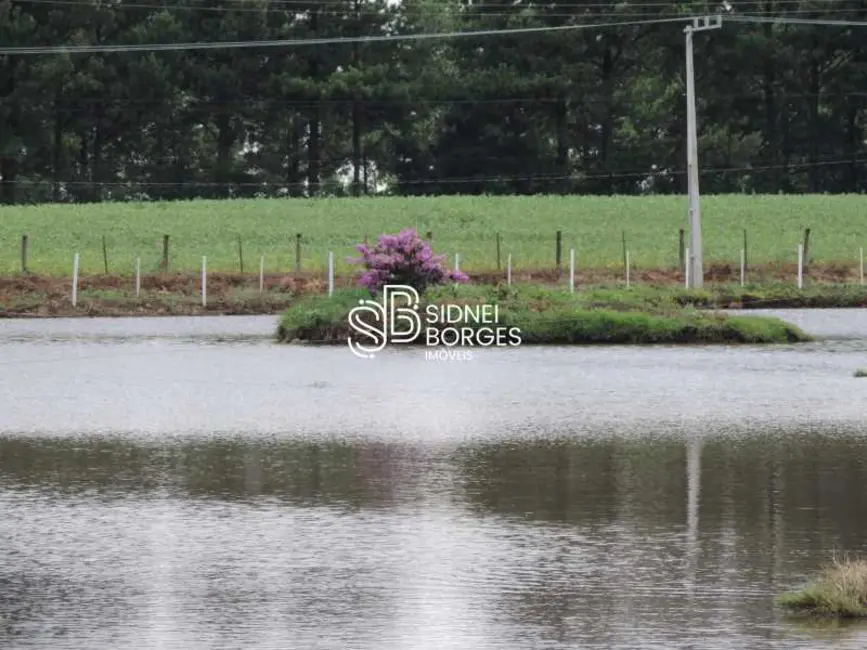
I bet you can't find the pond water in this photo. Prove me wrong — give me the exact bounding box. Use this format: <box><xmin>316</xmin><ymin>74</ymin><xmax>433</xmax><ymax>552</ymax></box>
<box><xmin>2</xmin><ymin>310</ymin><xmax>867</xmax><ymax>649</ymax></box>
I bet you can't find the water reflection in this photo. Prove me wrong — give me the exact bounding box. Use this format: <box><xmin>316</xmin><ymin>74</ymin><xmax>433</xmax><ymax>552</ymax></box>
<box><xmin>3</xmin><ymin>431</ymin><xmax>867</xmax><ymax>649</ymax></box>
<box><xmin>0</xmin><ymin>438</ymin><xmax>431</xmax><ymax>508</ymax></box>
<box><xmin>4</xmin><ymin>311</ymin><xmax>867</xmax><ymax>648</ymax></box>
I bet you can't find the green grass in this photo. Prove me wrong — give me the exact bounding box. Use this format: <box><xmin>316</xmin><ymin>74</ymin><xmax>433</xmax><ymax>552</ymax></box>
<box><xmin>0</xmin><ymin>285</ymin><xmax>302</xmax><ymax>317</ymax></box>
<box><xmin>2</xmin><ymin>194</ymin><xmax>866</xmax><ymax>275</ymax></box>
<box><xmin>577</xmin><ymin>282</ymin><xmax>867</xmax><ymax>309</ymax></box>
<box><xmin>277</xmin><ymin>284</ymin><xmax>811</xmax><ymax>346</ymax></box>
<box><xmin>777</xmin><ymin>558</ymin><xmax>867</xmax><ymax>618</ymax></box>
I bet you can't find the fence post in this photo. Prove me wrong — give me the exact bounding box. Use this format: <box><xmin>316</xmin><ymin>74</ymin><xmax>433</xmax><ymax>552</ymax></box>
<box><xmin>797</xmin><ymin>244</ymin><xmax>803</xmax><ymax>290</ymax></box>
<box><xmin>162</xmin><ymin>234</ymin><xmax>169</xmax><ymax>272</ymax></box>
<box><xmin>295</xmin><ymin>233</ymin><xmax>301</xmax><ymax>272</ymax></box>
<box><xmin>72</xmin><ymin>253</ymin><xmax>79</xmax><ymax>307</ymax></box>
<box><xmin>135</xmin><ymin>257</ymin><xmax>141</xmax><ymax>297</ymax></box>
<box><xmin>21</xmin><ymin>234</ymin><xmax>28</xmax><ymax>273</ymax></box>
<box><xmin>237</xmin><ymin>235</ymin><xmax>244</xmax><ymax>273</ymax></box>
<box><xmin>555</xmin><ymin>230</ymin><xmax>562</xmax><ymax>271</ymax></box>
<box><xmin>507</xmin><ymin>253</ymin><xmax>512</xmax><ymax>286</ymax></box>
<box><xmin>622</xmin><ymin>231</ymin><xmax>627</xmax><ymax>271</ymax></box>
<box><xmin>678</xmin><ymin>228</ymin><xmax>685</xmax><ymax>271</ymax></box>
<box><xmin>327</xmin><ymin>251</ymin><xmax>334</xmax><ymax>297</ymax></box>
<box><xmin>201</xmin><ymin>256</ymin><xmax>207</xmax><ymax>306</ymax></box>
<box><xmin>259</xmin><ymin>255</ymin><xmax>265</xmax><ymax>295</ymax></box>
<box><xmin>102</xmin><ymin>235</ymin><xmax>108</xmax><ymax>274</ymax></box>
<box><xmin>685</xmin><ymin>247</ymin><xmax>690</xmax><ymax>288</ymax></box>
<box><xmin>802</xmin><ymin>228</ymin><xmax>811</xmax><ymax>267</ymax></box>
<box><xmin>569</xmin><ymin>248</ymin><xmax>575</xmax><ymax>293</ymax></box>
<box><xmin>625</xmin><ymin>250</ymin><xmax>631</xmax><ymax>289</ymax></box>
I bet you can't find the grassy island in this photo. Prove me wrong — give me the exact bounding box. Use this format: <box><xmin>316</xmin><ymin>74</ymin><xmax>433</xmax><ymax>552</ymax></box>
<box><xmin>777</xmin><ymin>558</ymin><xmax>867</xmax><ymax>618</ymax></box>
<box><xmin>277</xmin><ymin>284</ymin><xmax>811</xmax><ymax>346</ymax></box>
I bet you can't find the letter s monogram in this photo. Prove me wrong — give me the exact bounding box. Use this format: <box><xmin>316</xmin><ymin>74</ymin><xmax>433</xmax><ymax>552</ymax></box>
<box><xmin>348</xmin><ymin>299</ymin><xmax>387</xmax><ymax>358</ymax></box>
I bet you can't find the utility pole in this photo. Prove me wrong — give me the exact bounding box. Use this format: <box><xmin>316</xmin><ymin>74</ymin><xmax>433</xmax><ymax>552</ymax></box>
<box><xmin>684</xmin><ymin>15</ymin><xmax>721</xmax><ymax>288</ymax></box>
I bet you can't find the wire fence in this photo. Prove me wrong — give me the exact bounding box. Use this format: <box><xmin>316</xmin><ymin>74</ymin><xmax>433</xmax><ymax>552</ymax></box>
<box><xmin>6</xmin><ymin>227</ymin><xmax>867</xmax><ymax>289</ymax></box>
<box><xmin>4</xmin><ymin>228</ymin><xmax>867</xmax><ymax>318</ymax></box>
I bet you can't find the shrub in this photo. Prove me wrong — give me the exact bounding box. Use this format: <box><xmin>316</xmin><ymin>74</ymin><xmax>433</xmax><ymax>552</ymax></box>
<box><xmin>349</xmin><ymin>228</ymin><xmax>469</xmax><ymax>294</ymax></box>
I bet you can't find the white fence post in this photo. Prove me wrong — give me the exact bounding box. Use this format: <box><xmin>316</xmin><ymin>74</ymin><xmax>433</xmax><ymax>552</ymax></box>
<box><xmin>327</xmin><ymin>251</ymin><xmax>334</xmax><ymax>297</ymax></box>
<box><xmin>860</xmin><ymin>247</ymin><xmax>864</xmax><ymax>286</ymax></box>
<box><xmin>740</xmin><ymin>248</ymin><xmax>745</xmax><ymax>287</ymax></box>
<box><xmin>135</xmin><ymin>257</ymin><xmax>141</xmax><ymax>297</ymax></box>
<box><xmin>259</xmin><ymin>255</ymin><xmax>265</xmax><ymax>295</ymax></box>
<box><xmin>569</xmin><ymin>248</ymin><xmax>575</xmax><ymax>293</ymax></box>
<box><xmin>201</xmin><ymin>256</ymin><xmax>207</xmax><ymax>307</ymax></box>
<box><xmin>71</xmin><ymin>253</ymin><xmax>79</xmax><ymax>307</ymax></box>
<box><xmin>685</xmin><ymin>247</ymin><xmax>690</xmax><ymax>288</ymax></box>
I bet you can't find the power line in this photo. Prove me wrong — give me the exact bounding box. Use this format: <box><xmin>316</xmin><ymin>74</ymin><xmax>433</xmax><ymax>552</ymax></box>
<box><xmin>0</xmin><ymin>9</ymin><xmax>864</xmax><ymax>56</ymax></box>
<box><xmin>9</xmin><ymin>0</ymin><xmax>864</xmax><ymax>7</ymax></box>
<box><xmin>5</xmin><ymin>0</ymin><xmax>867</xmax><ymax>18</ymax></box>
<box><xmin>5</xmin><ymin>0</ymin><xmax>867</xmax><ymax>19</ymax></box>
<box><xmin>0</xmin><ymin>16</ymin><xmax>709</xmax><ymax>55</ymax></box>
<box><xmin>8</xmin><ymin>91</ymin><xmax>865</xmax><ymax>106</ymax></box>
<box><xmin>8</xmin><ymin>157</ymin><xmax>865</xmax><ymax>190</ymax></box>
<box><xmin>729</xmin><ymin>14</ymin><xmax>867</xmax><ymax>26</ymax></box>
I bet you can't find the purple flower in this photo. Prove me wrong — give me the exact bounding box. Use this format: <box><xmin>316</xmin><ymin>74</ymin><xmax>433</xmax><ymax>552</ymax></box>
<box><xmin>349</xmin><ymin>228</ymin><xmax>469</xmax><ymax>294</ymax></box>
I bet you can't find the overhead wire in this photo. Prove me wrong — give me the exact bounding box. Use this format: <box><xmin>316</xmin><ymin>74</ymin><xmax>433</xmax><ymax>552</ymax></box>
<box><xmin>6</xmin><ymin>0</ymin><xmax>866</xmax><ymax>8</ymax></box>
<box><xmin>4</xmin><ymin>91</ymin><xmax>866</xmax><ymax>106</ymax></box>
<box><xmin>0</xmin><ymin>7</ymin><xmax>863</xmax><ymax>55</ymax></box>
<box><xmin>4</xmin><ymin>0</ymin><xmax>867</xmax><ymax>17</ymax></box>
<box><xmin>729</xmin><ymin>14</ymin><xmax>867</xmax><ymax>26</ymax></box>
<box><xmin>8</xmin><ymin>156</ymin><xmax>865</xmax><ymax>191</ymax></box>
<box><xmin>0</xmin><ymin>17</ymin><xmax>705</xmax><ymax>55</ymax></box>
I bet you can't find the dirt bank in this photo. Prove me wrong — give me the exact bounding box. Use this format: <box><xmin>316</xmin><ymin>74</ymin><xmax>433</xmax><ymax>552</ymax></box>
<box><xmin>0</xmin><ymin>261</ymin><xmax>861</xmax><ymax>318</ymax></box>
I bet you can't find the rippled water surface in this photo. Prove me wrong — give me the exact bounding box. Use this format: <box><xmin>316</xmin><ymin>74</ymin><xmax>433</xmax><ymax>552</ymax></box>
<box><xmin>3</xmin><ymin>311</ymin><xmax>867</xmax><ymax>649</ymax></box>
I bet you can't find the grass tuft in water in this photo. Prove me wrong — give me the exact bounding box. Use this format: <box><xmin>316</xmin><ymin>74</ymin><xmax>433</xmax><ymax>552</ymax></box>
<box><xmin>854</xmin><ymin>368</ymin><xmax>867</xmax><ymax>378</ymax></box>
<box><xmin>777</xmin><ymin>557</ymin><xmax>867</xmax><ymax>618</ymax></box>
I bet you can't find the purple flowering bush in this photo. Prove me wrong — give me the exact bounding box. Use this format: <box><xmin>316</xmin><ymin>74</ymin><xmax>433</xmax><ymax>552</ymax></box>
<box><xmin>349</xmin><ymin>228</ymin><xmax>469</xmax><ymax>294</ymax></box>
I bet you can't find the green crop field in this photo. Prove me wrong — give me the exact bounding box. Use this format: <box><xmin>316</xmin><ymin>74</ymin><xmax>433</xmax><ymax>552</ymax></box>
<box><xmin>0</xmin><ymin>194</ymin><xmax>865</xmax><ymax>275</ymax></box>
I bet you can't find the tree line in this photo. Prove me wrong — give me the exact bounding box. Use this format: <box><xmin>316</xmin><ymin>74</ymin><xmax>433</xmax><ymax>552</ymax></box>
<box><xmin>0</xmin><ymin>0</ymin><xmax>865</xmax><ymax>204</ymax></box>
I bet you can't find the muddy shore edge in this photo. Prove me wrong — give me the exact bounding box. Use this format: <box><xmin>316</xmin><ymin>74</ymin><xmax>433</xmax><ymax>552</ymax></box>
<box><xmin>1</xmin><ymin>262</ymin><xmax>865</xmax><ymax>318</ymax></box>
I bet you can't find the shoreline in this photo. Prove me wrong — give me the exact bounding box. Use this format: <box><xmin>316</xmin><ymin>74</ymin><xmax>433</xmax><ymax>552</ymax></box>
<box><xmin>3</xmin><ymin>267</ymin><xmax>867</xmax><ymax>319</ymax></box>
